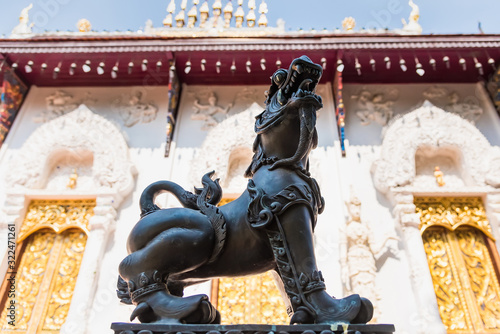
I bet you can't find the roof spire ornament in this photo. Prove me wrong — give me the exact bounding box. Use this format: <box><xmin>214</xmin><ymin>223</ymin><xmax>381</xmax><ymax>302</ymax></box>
<box><xmin>342</xmin><ymin>17</ymin><xmax>356</xmax><ymax>32</ymax></box>
<box><xmin>163</xmin><ymin>0</ymin><xmax>176</xmax><ymax>27</ymax></box>
<box><xmin>187</xmin><ymin>0</ymin><xmax>199</xmax><ymax>28</ymax></box>
<box><xmin>11</xmin><ymin>3</ymin><xmax>34</xmax><ymax>36</ymax></box>
<box><xmin>234</xmin><ymin>0</ymin><xmax>245</xmax><ymax>28</ymax></box>
<box><xmin>175</xmin><ymin>0</ymin><xmax>188</xmax><ymax>27</ymax></box>
<box><xmin>401</xmin><ymin>0</ymin><xmax>422</xmax><ymax>34</ymax></box>
<box><xmin>258</xmin><ymin>0</ymin><xmax>268</xmax><ymax>27</ymax></box>
<box><xmin>199</xmin><ymin>1</ymin><xmax>209</xmax><ymax>28</ymax></box>
<box><xmin>223</xmin><ymin>1</ymin><xmax>234</xmax><ymax>29</ymax></box>
<box><xmin>246</xmin><ymin>0</ymin><xmax>256</xmax><ymax>27</ymax></box>
<box><xmin>77</xmin><ymin>18</ymin><xmax>92</xmax><ymax>32</ymax></box>
<box><xmin>212</xmin><ymin>0</ymin><xmax>222</xmax><ymax>27</ymax></box>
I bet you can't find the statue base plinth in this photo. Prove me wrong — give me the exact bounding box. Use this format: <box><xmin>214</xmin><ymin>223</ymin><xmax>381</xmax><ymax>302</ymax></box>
<box><xmin>111</xmin><ymin>323</ymin><xmax>395</xmax><ymax>334</ymax></box>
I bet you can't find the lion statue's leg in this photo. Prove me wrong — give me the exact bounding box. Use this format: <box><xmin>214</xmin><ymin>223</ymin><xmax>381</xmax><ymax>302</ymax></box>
<box><xmin>118</xmin><ymin>208</ymin><xmax>219</xmax><ymax>324</ymax></box>
<box><xmin>271</xmin><ymin>204</ymin><xmax>373</xmax><ymax>324</ymax></box>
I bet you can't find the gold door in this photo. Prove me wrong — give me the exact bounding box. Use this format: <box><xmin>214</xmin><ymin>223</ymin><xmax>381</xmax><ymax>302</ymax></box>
<box><xmin>213</xmin><ymin>198</ymin><xmax>289</xmax><ymax>324</ymax></box>
<box><xmin>416</xmin><ymin>197</ymin><xmax>500</xmax><ymax>333</ymax></box>
<box><xmin>0</xmin><ymin>200</ymin><xmax>95</xmax><ymax>334</ymax></box>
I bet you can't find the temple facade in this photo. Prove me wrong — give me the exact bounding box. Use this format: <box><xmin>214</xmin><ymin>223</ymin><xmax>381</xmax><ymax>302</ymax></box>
<box><xmin>1</xmin><ymin>1</ymin><xmax>500</xmax><ymax>334</ymax></box>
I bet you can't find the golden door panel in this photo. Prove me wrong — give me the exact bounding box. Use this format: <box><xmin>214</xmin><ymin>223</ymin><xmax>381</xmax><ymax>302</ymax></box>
<box><xmin>417</xmin><ymin>197</ymin><xmax>500</xmax><ymax>333</ymax></box>
<box><xmin>216</xmin><ymin>271</ymin><xmax>288</xmax><ymax>324</ymax></box>
<box><xmin>0</xmin><ymin>199</ymin><xmax>94</xmax><ymax>334</ymax></box>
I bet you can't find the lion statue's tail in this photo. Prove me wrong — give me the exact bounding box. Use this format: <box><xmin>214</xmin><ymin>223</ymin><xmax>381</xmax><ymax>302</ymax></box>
<box><xmin>139</xmin><ymin>171</ymin><xmax>223</xmax><ymax>217</ymax></box>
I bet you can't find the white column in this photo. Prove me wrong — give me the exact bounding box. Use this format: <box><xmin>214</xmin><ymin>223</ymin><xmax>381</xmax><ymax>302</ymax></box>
<box><xmin>393</xmin><ymin>193</ymin><xmax>446</xmax><ymax>334</ymax></box>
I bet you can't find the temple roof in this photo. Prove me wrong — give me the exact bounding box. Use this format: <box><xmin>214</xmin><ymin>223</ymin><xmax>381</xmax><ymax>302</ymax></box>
<box><xmin>1</xmin><ymin>1</ymin><xmax>499</xmax><ymax>87</ymax></box>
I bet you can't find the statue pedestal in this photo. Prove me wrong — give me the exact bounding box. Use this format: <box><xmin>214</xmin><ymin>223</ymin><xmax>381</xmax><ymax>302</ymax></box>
<box><xmin>111</xmin><ymin>323</ymin><xmax>395</xmax><ymax>334</ymax></box>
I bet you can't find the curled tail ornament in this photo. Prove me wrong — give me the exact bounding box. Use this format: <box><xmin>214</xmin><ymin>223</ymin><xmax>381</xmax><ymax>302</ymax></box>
<box><xmin>139</xmin><ymin>171</ymin><xmax>223</xmax><ymax>217</ymax></box>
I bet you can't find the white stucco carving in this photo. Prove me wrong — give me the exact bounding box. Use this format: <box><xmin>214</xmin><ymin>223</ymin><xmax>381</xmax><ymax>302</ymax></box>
<box><xmin>190</xmin><ymin>102</ymin><xmax>261</xmax><ymax>192</ymax></box>
<box><xmin>352</xmin><ymin>88</ymin><xmax>398</xmax><ymax>126</ymax></box>
<box><xmin>422</xmin><ymin>86</ymin><xmax>483</xmax><ymax>124</ymax></box>
<box><xmin>34</xmin><ymin>90</ymin><xmax>97</xmax><ymax>123</ymax></box>
<box><xmin>191</xmin><ymin>91</ymin><xmax>233</xmax><ymax>130</ymax></box>
<box><xmin>372</xmin><ymin>102</ymin><xmax>500</xmax><ymax>194</ymax></box>
<box><xmin>7</xmin><ymin>104</ymin><xmax>135</xmax><ymax>197</ymax></box>
<box><xmin>114</xmin><ymin>91</ymin><xmax>158</xmax><ymax>127</ymax></box>
<box><xmin>340</xmin><ymin>189</ymin><xmax>399</xmax><ymax>322</ymax></box>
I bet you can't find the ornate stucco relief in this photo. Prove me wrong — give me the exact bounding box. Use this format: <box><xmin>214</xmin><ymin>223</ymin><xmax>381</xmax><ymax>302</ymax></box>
<box><xmin>422</xmin><ymin>86</ymin><xmax>483</xmax><ymax>124</ymax></box>
<box><xmin>372</xmin><ymin>102</ymin><xmax>500</xmax><ymax>194</ymax></box>
<box><xmin>190</xmin><ymin>102</ymin><xmax>261</xmax><ymax>193</ymax></box>
<box><xmin>34</xmin><ymin>90</ymin><xmax>97</xmax><ymax>123</ymax></box>
<box><xmin>113</xmin><ymin>91</ymin><xmax>158</xmax><ymax>127</ymax></box>
<box><xmin>340</xmin><ymin>189</ymin><xmax>399</xmax><ymax>322</ymax></box>
<box><xmin>351</xmin><ymin>88</ymin><xmax>399</xmax><ymax>126</ymax></box>
<box><xmin>7</xmin><ymin>104</ymin><xmax>136</xmax><ymax>197</ymax></box>
<box><xmin>190</xmin><ymin>91</ymin><xmax>233</xmax><ymax>130</ymax></box>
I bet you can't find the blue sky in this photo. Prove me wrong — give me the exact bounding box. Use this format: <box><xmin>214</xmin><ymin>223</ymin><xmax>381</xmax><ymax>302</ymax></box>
<box><xmin>1</xmin><ymin>0</ymin><xmax>500</xmax><ymax>36</ymax></box>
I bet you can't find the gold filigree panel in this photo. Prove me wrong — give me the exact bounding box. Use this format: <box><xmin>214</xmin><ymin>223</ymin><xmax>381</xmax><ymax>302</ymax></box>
<box><xmin>415</xmin><ymin>197</ymin><xmax>493</xmax><ymax>239</ymax></box>
<box><xmin>1</xmin><ymin>199</ymin><xmax>94</xmax><ymax>334</ymax></box>
<box><xmin>40</xmin><ymin>230</ymin><xmax>87</xmax><ymax>331</ymax></box>
<box><xmin>18</xmin><ymin>199</ymin><xmax>96</xmax><ymax>241</ymax></box>
<box><xmin>455</xmin><ymin>227</ymin><xmax>500</xmax><ymax>330</ymax></box>
<box><xmin>217</xmin><ymin>271</ymin><xmax>289</xmax><ymax>324</ymax></box>
<box><xmin>1</xmin><ymin>231</ymin><xmax>57</xmax><ymax>332</ymax></box>
<box><xmin>418</xmin><ymin>197</ymin><xmax>500</xmax><ymax>333</ymax></box>
<box><xmin>423</xmin><ymin>228</ymin><xmax>471</xmax><ymax>332</ymax></box>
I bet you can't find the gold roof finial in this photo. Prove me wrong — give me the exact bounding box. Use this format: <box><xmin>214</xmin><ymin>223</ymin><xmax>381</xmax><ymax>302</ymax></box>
<box><xmin>234</xmin><ymin>0</ymin><xmax>245</xmax><ymax>28</ymax></box>
<box><xmin>163</xmin><ymin>0</ymin><xmax>176</xmax><ymax>27</ymax></box>
<box><xmin>187</xmin><ymin>0</ymin><xmax>199</xmax><ymax>28</ymax></box>
<box><xmin>77</xmin><ymin>18</ymin><xmax>92</xmax><ymax>32</ymax></box>
<box><xmin>223</xmin><ymin>1</ymin><xmax>234</xmax><ymax>29</ymax></box>
<box><xmin>342</xmin><ymin>17</ymin><xmax>356</xmax><ymax>31</ymax></box>
<box><xmin>247</xmin><ymin>0</ymin><xmax>256</xmax><ymax>27</ymax></box>
<box><xmin>258</xmin><ymin>0</ymin><xmax>268</xmax><ymax>27</ymax></box>
<box><xmin>199</xmin><ymin>1</ymin><xmax>209</xmax><ymax>28</ymax></box>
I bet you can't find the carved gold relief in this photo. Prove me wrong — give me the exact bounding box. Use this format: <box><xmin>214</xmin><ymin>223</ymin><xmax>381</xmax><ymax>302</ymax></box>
<box><xmin>18</xmin><ymin>199</ymin><xmax>95</xmax><ymax>241</ymax></box>
<box><xmin>217</xmin><ymin>271</ymin><xmax>288</xmax><ymax>324</ymax></box>
<box><xmin>40</xmin><ymin>230</ymin><xmax>87</xmax><ymax>331</ymax></box>
<box><xmin>0</xmin><ymin>200</ymin><xmax>94</xmax><ymax>334</ymax></box>
<box><xmin>422</xmin><ymin>228</ymin><xmax>471</xmax><ymax>332</ymax></box>
<box><xmin>415</xmin><ymin>197</ymin><xmax>493</xmax><ymax>239</ymax></box>
<box><xmin>417</xmin><ymin>197</ymin><xmax>500</xmax><ymax>333</ymax></box>
<box><xmin>1</xmin><ymin>231</ymin><xmax>56</xmax><ymax>332</ymax></box>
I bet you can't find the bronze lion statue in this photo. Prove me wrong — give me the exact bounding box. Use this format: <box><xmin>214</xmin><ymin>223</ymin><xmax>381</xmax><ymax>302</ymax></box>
<box><xmin>117</xmin><ymin>56</ymin><xmax>373</xmax><ymax>325</ymax></box>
